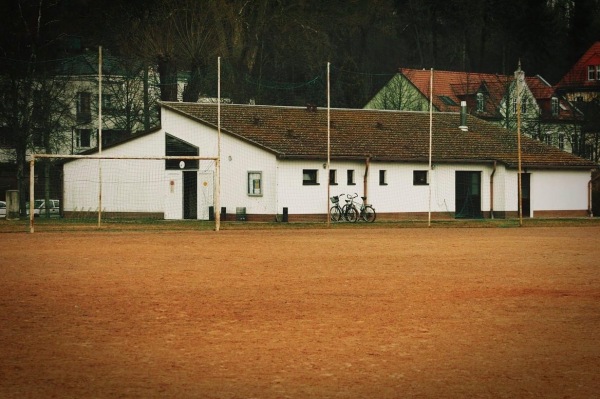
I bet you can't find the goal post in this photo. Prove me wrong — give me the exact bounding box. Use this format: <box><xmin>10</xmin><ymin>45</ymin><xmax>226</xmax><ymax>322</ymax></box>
<box><xmin>29</xmin><ymin>154</ymin><xmax>220</xmax><ymax>233</ymax></box>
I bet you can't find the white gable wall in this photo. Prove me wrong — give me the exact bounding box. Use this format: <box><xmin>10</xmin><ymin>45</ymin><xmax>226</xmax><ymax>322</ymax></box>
<box><xmin>531</xmin><ymin>170</ymin><xmax>590</xmax><ymax>212</ymax></box>
<box><xmin>63</xmin><ymin>132</ymin><xmax>166</xmax><ymax>214</ymax></box>
<box><xmin>219</xmin><ymin>133</ymin><xmax>278</xmax><ymax>216</ymax></box>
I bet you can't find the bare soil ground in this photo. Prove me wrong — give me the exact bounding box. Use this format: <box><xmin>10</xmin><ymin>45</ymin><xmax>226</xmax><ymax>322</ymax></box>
<box><xmin>1</xmin><ymin>227</ymin><xmax>599</xmax><ymax>398</ymax></box>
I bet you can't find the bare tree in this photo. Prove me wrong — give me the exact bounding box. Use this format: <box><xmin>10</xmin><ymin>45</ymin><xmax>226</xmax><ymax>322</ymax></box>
<box><xmin>0</xmin><ymin>0</ymin><xmax>76</xmax><ymax>215</ymax></box>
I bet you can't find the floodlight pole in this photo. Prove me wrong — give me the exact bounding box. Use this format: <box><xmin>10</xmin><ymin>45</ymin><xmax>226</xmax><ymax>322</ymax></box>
<box><xmin>428</xmin><ymin>68</ymin><xmax>433</xmax><ymax>227</ymax></box>
<box><xmin>326</xmin><ymin>62</ymin><xmax>331</xmax><ymax>227</ymax></box>
<box><xmin>29</xmin><ymin>158</ymin><xmax>35</xmax><ymax>233</ymax></box>
<box><xmin>515</xmin><ymin>62</ymin><xmax>524</xmax><ymax>227</ymax></box>
<box><xmin>215</xmin><ymin>56</ymin><xmax>221</xmax><ymax>232</ymax></box>
<box><xmin>98</xmin><ymin>46</ymin><xmax>103</xmax><ymax>228</ymax></box>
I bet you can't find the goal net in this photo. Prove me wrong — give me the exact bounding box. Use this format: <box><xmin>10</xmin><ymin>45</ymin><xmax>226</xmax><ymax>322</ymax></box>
<box><xmin>29</xmin><ymin>154</ymin><xmax>219</xmax><ymax>232</ymax></box>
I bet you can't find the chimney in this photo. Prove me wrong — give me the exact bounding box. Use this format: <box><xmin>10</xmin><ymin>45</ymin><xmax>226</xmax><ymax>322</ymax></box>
<box><xmin>459</xmin><ymin>101</ymin><xmax>468</xmax><ymax>131</ymax></box>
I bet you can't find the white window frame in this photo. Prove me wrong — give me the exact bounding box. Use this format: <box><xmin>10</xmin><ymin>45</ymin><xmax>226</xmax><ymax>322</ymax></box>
<box><xmin>551</xmin><ymin>97</ymin><xmax>559</xmax><ymax>116</ymax></box>
<box><xmin>558</xmin><ymin>133</ymin><xmax>565</xmax><ymax>150</ymax></box>
<box><xmin>247</xmin><ymin>171</ymin><xmax>262</xmax><ymax>196</ymax></box>
<box><xmin>476</xmin><ymin>92</ymin><xmax>484</xmax><ymax>112</ymax></box>
<box><xmin>589</xmin><ymin>65</ymin><xmax>596</xmax><ymax>80</ymax></box>
<box><xmin>76</xmin><ymin>128</ymin><xmax>91</xmax><ymax>148</ymax></box>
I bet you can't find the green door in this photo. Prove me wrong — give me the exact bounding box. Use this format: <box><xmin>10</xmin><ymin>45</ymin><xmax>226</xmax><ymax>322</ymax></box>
<box><xmin>455</xmin><ymin>171</ymin><xmax>482</xmax><ymax>219</ymax></box>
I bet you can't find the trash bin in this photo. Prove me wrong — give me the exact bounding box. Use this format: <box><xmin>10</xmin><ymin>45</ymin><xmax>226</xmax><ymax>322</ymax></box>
<box><xmin>236</xmin><ymin>207</ymin><xmax>246</xmax><ymax>221</ymax></box>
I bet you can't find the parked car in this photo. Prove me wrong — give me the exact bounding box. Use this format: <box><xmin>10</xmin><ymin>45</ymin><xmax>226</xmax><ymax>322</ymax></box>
<box><xmin>26</xmin><ymin>199</ymin><xmax>60</xmax><ymax>217</ymax></box>
<box><xmin>0</xmin><ymin>201</ymin><xmax>5</xmax><ymax>218</ymax></box>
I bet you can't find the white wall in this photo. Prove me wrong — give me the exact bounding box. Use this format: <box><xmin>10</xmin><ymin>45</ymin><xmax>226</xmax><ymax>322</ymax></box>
<box><xmin>62</xmin><ymin>108</ymin><xmax>593</xmax><ymax>219</ymax></box>
<box><xmin>531</xmin><ymin>169</ymin><xmax>591</xmax><ymax>211</ymax></box>
<box><xmin>63</xmin><ymin>132</ymin><xmax>166</xmax><ymax>213</ymax></box>
<box><xmin>164</xmin><ymin>111</ymin><xmax>280</xmax><ymax>217</ymax></box>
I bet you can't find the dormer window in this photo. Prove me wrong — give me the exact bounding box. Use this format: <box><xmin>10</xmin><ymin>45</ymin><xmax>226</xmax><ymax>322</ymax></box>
<box><xmin>551</xmin><ymin>97</ymin><xmax>559</xmax><ymax>116</ymax></box>
<box><xmin>476</xmin><ymin>92</ymin><xmax>484</xmax><ymax>112</ymax></box>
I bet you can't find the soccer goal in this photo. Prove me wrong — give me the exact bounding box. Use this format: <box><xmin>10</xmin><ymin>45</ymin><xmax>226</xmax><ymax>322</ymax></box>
<box><xmin>29</xmin><ymin>154</ymin><xmax>220</xmax><ymax>232</ymax></box>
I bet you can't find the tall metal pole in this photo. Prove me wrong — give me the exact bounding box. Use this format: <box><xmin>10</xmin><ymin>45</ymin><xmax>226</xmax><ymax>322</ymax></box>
<box><xmin>428</xmin><ymin>68</ymin><xmax>433</xmax><ymax>227</ymax></box>
<box><xmin>215</xmin><ymin>57</ymin><xmax>221</xmax><ymax>232</ymax></box>
<box><xmin>326</xmin><ymin>62</ymin><xmax>331</xmax><ymax>227</ymax></box>
<box><xmin>98</xmin><ymin>46</ymin><xmax>103</xmax><ymax>228</ymax></box>
<box><xmin>29</xmin><ymin>158</ymin><xmax>35</xmax><ymax>233</ymax></box>
<box><xmin>515</xmin><ymin>62</ymin><xmax>524</xmax><ymax>227</ymax></box>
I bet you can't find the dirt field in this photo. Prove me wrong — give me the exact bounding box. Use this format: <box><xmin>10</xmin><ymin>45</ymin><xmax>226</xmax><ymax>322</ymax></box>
<box><xmin>1</xmin><ymin>226</ymin><xmax>599</xmax><ymax>398</ymax></box>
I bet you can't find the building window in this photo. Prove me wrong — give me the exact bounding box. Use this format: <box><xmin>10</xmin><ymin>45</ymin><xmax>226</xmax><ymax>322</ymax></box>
<box><xmin>76</xmin><ymin>91</ymin><xmax>91</xmax><ymax>123</ymax></box>
<box><xmin>329</xmin><ymin>169</ymin><xmax>337</xmax><ymax>185</ymax></box>
<box><xmin>597</xmin><ymin>65</ymin><xmax>600</xmax><ymax>80</ymax></box>
<box><xmin>347</xmin><ymin>170</ymin><xmax>355</xmax><ymax>185</ymax></box>
<box><xmin>439</xmin><ymin>95</ymin><xmax>458</xmax><ymax>106</ymax></box>
<box><xmin>248</xmin><ymin>171</ymin><xmax>262</xmax><ymax>196</ymax></box>
<box><xmin>551</xmin><ymin>97</ymin><xmax>559</xmax><ymax>116</ymax></box>
<box><xmin>544</xmin><ymin>132</ymin><xmax>552</xmax><ymax>145</ymax></box>
<box><xmin>303</xmin><ymin>169</ymin><xmax>318</xmax><ymax>185</ymax></box>
<box><xmin>512</xmin><ymin>98</ymin><xmax>526</xmax><ymax>113</ymax></box>
<box><xmin>165</xmin><ymin>133</ymin><xmax>199</xmax><ymax>170</ymax></box>
<box><xmin>476</xmin><ymin>92</ymin><xmax>484</xmax><ymax>112</ymax></box>
<box><xmin>413</xmin><ymin>170</ymin><xmax>428</xmax><ymax>185</ymax></box>
<box><xmin>558</xmin><ymin>133</ymin><xmax>565</xmax><ymax>150</ymax></box>
<box><xmin>572</xmin><ymin>133</ymin><xmax>579</xmax><ymax>153</ymax></box>
<box><xmin>103</xmin><ymin>94</ymin><xmax>115</xmax><ymax>113</ymax></box>
<box><xmin>379</xmin><ymin>170</ymin><xmax>387</xmax><ymax>185</ymax></box>
<box><xmin>76</xmin><ymin>129</ymin><xmax>91</xmax><ymax>148</ymax></box>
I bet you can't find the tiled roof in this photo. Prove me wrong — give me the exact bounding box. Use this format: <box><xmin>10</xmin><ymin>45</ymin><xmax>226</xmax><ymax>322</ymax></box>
<box><xmin>161</xmin><ymin>102</ymin><xmax>596</xmax><ymax>170</ymax></box>
<box><xmin>557</xmin><ymin>42</ymin><xmax>600</xmax><ymax>89</ymax></box>
<box><xmin>400</xmin><ymin>68</ymin><xmax>578</xmax><ymax>122</ymax></box>
<box><xmin>399</xmin><ymin>68</ymin><xmax>512</xmax><ymax>117</ymax></box>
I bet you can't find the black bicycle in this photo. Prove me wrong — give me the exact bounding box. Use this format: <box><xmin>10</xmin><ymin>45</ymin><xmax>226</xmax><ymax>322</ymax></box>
<box><xmin>329</xmin><ymin>194</ymin><xmax>343</xmax><ymax>222</ymax></box>
<box><xmin>330</xmin><ymin>194</ymin><xmax>359</xmax><ymax>222</ymax></box>
<box><xmin>343</xmin><ymin>193</ymin><xmax>376</xmax><ymax>223</ymax></box>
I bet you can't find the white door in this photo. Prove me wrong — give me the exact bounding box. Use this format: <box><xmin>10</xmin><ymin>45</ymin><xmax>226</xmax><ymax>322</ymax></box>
<box><xmin>164</xmin><ymin>171</ymin><xmax>183</xmax><ymax>219</ymax></box>
<box><xmin>197</xmin><ymin>171</ymin><xmax>214</xmax><ymax>220</ymax></box>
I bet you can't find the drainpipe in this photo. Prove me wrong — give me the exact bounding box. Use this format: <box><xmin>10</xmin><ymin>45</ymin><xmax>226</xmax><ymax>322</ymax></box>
<box><xmin>364</xmin><ymin>156</ymin><xmax>371</xmax><ymax>201</ymax></box>
<box><xmin>490</xmin><ymin>161</ymin><xmax>497</xmax><ymax>219</ymax></box>
<box><xmin>588</xmin><ymin>170</ymin><xmax>600</xmax><ymax>217</ymax></box>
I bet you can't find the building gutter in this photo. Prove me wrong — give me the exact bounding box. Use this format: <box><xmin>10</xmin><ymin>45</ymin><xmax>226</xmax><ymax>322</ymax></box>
<box><xmin>490</xmin><ymin>160</ymin><xmax>497</xmax><ymax>219</ymax></box>
<box><xmin>589</xmin><ymin>170</ymin><xmax>600</xmax><ymax>217</ymax></box>
<box><xmin>364</xmin><ymin>156</ymin><xmax>371</xmax><ymax>201</ymax></box>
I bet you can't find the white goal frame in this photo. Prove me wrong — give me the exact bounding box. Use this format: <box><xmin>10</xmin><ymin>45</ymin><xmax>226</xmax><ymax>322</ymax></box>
<box><xmin>29</xmin><ymin>154</ymin><xmax>220</xmax><ymax>233</ymax></box>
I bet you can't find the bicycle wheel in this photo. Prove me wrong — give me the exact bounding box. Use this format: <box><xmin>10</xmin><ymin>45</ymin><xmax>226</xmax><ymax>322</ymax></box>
<box><xmin>362</xmin><ymin>206</ymin><xmax>376</xmax><ymax>222</ymax></box>
<box><xmin>345</xmin><ymin>205</ymin><xmax>359</xmax><ymax>222</ymax></box>
<box><xmin>341</xmin><ymin>204</ymin><xmax>351</xmax><ymax>221</ymax></box>
<box><xmin>330</xmin><ymin>206</ymin><xmax>342</xmax><ymax>222</ymax></box>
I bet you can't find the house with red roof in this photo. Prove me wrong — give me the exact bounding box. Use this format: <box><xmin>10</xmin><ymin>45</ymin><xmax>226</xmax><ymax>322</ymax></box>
<box><xmin>556</xmin><ymin>41</ymin><xmax>600</xmax><ymax>163</ymax></box>
<box><xmin>365</xmin><ymin>67</ymin><xmax>582</xmax><ymax>155</ymax></box>
<box><xmin>61</xmin><ymin>102</ymin><xmax>596</xmax><ymax>222</ymax></box>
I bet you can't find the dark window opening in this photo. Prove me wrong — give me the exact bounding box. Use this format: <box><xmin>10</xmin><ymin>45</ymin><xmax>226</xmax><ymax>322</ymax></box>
<box><xmin>165</xmin><ymin>133</ymin><xmax>199</xmax><ymax>170</ymax></box>
<box><xmin>413</xmin><ymin>170</ymin><xmax>428</xmax><ymax>185</ymax></box>
<box><xmin>303</xmin><ymin>169</ymin><xmax>318</xmax><ymax>185</ymax></box>
<box><xmin>379</xmin><ymin>170</ymin><xmax>387</xmax><ymax>185</ymax></box>
<box><xmin>347</xmin><ymin>170</ymin><xmax>355</xmax><ymax>185</ymax></box>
